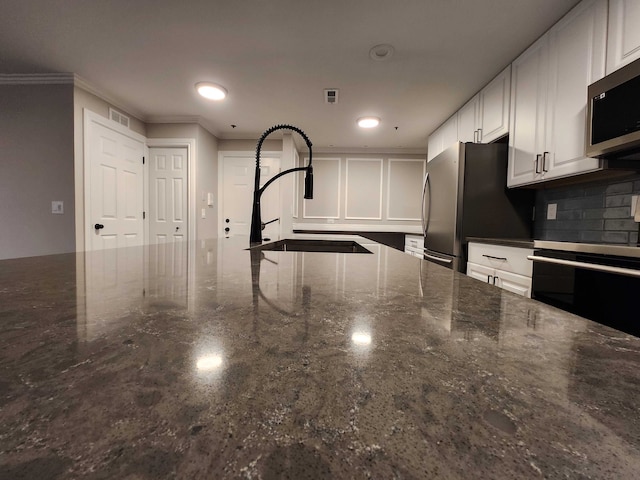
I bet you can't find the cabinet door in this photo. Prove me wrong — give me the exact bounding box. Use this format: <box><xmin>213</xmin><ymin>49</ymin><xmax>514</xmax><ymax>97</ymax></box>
<box><xmin>508</xmin><ymin>35</ymin><xmax>548</xmax><ymax>187</ymax></box>
<box><xmin>478</xmin><ymin>66</ymin><xmax>511</xmax><ymax>143</ymax></box>
<box><xmin>466</xmin><ymin>262</ymin><xmax>494</xmax><ymax>285</ymax></box>
<box><xmin>606</xmin><ymin>0</ymin><xmax>640</xmax><ymax>74</ymax></box>
<box><xmin>457</xmin><ymin>95</ymin><xmax>479</xmax><ymax>143</ymax></box>
<box><xmin>495</xmin><ymin>269</ymin><xmax>532</xmax><ymax>298</ymax></box>
<box><xmin>544</xmin><ymin>0</ymin><xmax>606</xmax><ymax>181</ymax></box>
<box><xmin>427</xmin><ymin>128</ymin><xmax>442</xmax><ymax>162</ymax></box>
<box><xmin>440</xmin><ymin>115</ymin><xmax>459</xmax><ymax>153</ymax></box>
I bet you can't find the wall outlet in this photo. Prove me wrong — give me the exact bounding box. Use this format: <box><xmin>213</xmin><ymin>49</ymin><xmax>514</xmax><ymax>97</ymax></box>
<box><xmin>547</xmin><ymin>203</ymin><xmax>557</xmax><ymax>220</ymax></box>
<box><xmin>52</xmin><ymin>201</ymin><xmax>64</xmax><ymax>214</ymax></box>
<box><xmin>201</xmin><ymin>208</ymin><xmax>206</xmax><ymax>219</ymax></box>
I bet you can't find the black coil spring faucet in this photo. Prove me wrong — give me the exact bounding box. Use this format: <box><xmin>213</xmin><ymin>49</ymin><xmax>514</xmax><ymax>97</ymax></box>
<box><xmin>250</xmin><ymin>124</ymin><xmax>314</xmax><ymax>245</ymax></box>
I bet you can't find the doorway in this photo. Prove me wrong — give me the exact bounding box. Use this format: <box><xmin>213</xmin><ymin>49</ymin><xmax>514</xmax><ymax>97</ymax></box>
<box><xmin>219</xmin><ymin>152</ymin><xmax>281</xmax><ymax>240</ymax></box>
<box><xmin>83</xmin><ymin>109</ymin><xmax>146</xmax><ymax>251</ymax></box>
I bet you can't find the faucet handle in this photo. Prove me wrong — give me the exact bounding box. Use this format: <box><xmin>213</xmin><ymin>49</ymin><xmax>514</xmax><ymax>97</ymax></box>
<box><xmin>261</xmin><ymin>217</ymin><xmax>280</xmax><ymax>230</ymax></box>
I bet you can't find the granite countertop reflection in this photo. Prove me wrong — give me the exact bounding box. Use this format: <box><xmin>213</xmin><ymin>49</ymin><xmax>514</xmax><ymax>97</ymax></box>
<box><xmin>1</xmin><ymin>237</ymin><xmax>639</xmax><ymax>479</ymax></box>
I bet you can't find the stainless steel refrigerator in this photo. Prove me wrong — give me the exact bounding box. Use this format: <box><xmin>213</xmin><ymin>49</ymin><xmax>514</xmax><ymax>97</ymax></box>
<box><xmin>422</xmin><ymin>142</ymin><xmax>534</xmax><ymax>272</ymax></box>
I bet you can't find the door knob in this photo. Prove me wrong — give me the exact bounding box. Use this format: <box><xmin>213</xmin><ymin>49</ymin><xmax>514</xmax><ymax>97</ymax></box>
<box><xmin>94</xmin><ymin>223</ymin><xmax>104</xmax><ymax>230</ymax></box>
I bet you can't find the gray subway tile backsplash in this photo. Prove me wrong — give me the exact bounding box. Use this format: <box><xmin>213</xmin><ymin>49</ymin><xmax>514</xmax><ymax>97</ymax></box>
<box><xmin>534</xmin><ymin>174</ymin><xmax>640</xmax><ymax>246</ymax></box>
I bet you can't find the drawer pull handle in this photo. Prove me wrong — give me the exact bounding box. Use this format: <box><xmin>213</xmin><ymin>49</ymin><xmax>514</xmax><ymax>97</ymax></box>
<box><xmin>482</xmin><ymin>254</ymin><xmax>507</xmax><ymax>261</ymax></box>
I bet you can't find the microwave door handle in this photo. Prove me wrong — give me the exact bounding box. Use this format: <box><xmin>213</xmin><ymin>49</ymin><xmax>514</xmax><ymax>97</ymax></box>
<box><xmin>421</xmin><ymin>172</ymin><xmax>430</xmax><ymax>236</ymax></box>
<box><xmin>527</xmin><ymin>255</ymin><xmax>640</xmax><ymax>278</ymax></box>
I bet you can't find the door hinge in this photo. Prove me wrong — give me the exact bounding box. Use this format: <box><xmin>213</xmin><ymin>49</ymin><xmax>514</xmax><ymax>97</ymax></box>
<box><xmin>142</xmin><ymin>156</ymin><xmax>145</xmax><ymax>165</ymax></box>
<box><xmin>143</xmin><ymin>211</ymin><xmax>146</xmax><ymax>219</ymax></box>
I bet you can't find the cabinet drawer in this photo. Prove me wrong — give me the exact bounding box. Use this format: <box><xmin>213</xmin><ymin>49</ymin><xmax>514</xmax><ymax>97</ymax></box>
<box><xmin>467</xmin><ymin>242</ymin><xmax>533</xmax><ymax>277</ymax></box>
<box><xmin>495</xmin><ymin>269</ymin><xmax>532</xmax><ymax>298</ymax></box>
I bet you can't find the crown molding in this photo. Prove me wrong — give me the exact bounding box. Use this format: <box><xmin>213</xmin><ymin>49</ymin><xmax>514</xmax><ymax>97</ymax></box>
<box><xmin>146</xmin><ymin>115</ymin><xmax>220</xmax><ymax>137</ymax></box>
<box><xmin>0</xmin><ymin>73</ymin><xmax>75</xmax><ymax>85</ymax></box>
<box><xmin>73</xmin><ymin>74</ymin><xmax>146</xmax><ymax>120</ymax></box>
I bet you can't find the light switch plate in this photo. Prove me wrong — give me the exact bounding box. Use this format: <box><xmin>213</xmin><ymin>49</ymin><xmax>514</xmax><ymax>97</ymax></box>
<box><xmin>547</xmin><ymin>203</ymin><xmax>557</xmax><ymax>220</ymax></box>
<box><xmin>52</xmin><ymin>201</ymin><xmax>64</xmax><ymax>214</ymax></box>
<box><xmin>201</xmin><ymin>208</ymin><xmax>206</xmax><ymax>219</ymax></box>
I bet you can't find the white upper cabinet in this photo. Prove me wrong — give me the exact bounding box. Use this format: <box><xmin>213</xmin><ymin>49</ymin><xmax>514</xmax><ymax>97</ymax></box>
<box><xmin>427</xmin><ymin>114</ymin><xmax>458</xmax><ymax>161</ymax></box>
<box><xmin>478</xmin><ymin>66</ymin><xmax>511</xmax><ymax>143</ymax></box>
<box><xmin>457</xmin><ymin>95</ymin><xmax>480</xmax><ymax>143</ymax></box>
<box><xmin>508</xmin><ymin>0</ymin><xmax>607</xmax><ymax>187</ymax></box>
<box><xmin>606</xmin><ymin>0</ymin><xmax>640</xmax><ymax>74</ymax></box>
<box><xmin>440</xmin><ymin>115</ymin><xmax>458</xmax><ymax>153</ymax></box>
<box><xmin>544</xmin><ymin>0</ymin><xmax>606</xmax><ymax>180</ymax></box>
<box><xmin>456</xmin><ymin>67</ymin><xmax>511</xmax><ymax>145</ymax></box>
<box><xmin>508</xmin><ymin>35</ymin><xmax>549</xmax><ymax>187</ymax></box>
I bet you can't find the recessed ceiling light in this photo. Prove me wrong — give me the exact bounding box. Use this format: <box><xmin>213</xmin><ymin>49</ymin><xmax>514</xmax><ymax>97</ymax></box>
<box><xmin>369</xmin><ymin>44</ymin><xmax>395</xmax><ymax>61</ymax></box>
<box><xmin>195</xmin><ymin>82</ymin><xmax>227</xmax><ymax>101</ymax></box>
<box><xmin>357</xmin><ymin>117</ymin><xmax>380</xmax><ymax>128</ymax></box>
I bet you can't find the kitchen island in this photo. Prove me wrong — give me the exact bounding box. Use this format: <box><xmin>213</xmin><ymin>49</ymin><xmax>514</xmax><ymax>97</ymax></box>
<box><xmin>1</xmin><ymin>237</ymin><xmax>639</xmax><ymax>479</ymax></box>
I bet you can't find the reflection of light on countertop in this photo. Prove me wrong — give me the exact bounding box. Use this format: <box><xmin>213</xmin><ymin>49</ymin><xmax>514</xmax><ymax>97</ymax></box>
<box><xmin>196</xmin><ymin>354</ymin><xmax>223</xmax><ymax>371</ymax></box>
<box><xmin>351</xmin><ymin>331</ymin><xmax>372</xmax><ymax>346</ymax></box>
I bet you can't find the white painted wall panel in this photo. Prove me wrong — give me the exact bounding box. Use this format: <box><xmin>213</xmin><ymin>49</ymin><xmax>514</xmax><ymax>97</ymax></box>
<box><xmin>303</xmin><ymin>158</ymin><xmax>341</xmax><ymax>219</ymax></box>
<box><xmin>345</xmin><ymin>158</ymin><xmax>383</xmax><ymax>220</ymax></box>
<box><xmin>387</xmin><ymin>159</ymin><xmax>424</xmax><ymax>220</ymax></box>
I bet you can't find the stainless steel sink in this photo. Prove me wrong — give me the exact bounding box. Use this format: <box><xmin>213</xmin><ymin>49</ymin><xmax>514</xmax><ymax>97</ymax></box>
<box><xmin>248</xmin><ymin>239</ymin><xmax>372</xmax><ymax>254</ymax></box>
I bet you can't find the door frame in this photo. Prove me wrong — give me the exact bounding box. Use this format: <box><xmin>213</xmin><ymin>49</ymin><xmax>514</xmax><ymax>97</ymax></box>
<box><xmin>83</xmin><ymin>109</ymin><xmax>147</xmax><ymax>251</ymax></box>
<box><xmin>217</xmin><ymin>150</ymin><xmax>281</xmax><ymax>237</ymax></box>
<box><xmin>146</xmin><ymin>138</ymin><xmax>197</xmax><ymax>246</ymax></box>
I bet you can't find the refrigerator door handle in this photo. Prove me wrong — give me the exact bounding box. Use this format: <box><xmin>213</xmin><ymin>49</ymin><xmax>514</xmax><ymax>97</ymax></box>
<box><xmin>424</xmin><ymin>252</ymin><xmax>452</xmax><ymax>264</ymax></box>
<box><xmin>421</xmin><ymin>172</ymin><xmax>431</xmax><ymax>236</ymax></box>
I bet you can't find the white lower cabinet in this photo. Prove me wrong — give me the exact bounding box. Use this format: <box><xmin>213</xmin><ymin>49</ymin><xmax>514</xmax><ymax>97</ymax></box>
<box><xmin>466</xmin><ymin>242</ymin><xmax>533</xmax><ymax>298</ymax></box>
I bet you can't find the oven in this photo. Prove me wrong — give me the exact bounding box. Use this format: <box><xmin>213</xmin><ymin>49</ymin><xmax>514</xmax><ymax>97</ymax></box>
<box><xmin>530</xmin><ymin>241</ymin><xmax>640</xmax><ymax>337</ymax></box>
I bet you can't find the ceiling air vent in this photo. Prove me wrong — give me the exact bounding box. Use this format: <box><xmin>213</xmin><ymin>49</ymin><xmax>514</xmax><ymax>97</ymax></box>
<box><xmin>324</xmin><ymin>89</ymin><xmax>339</xmax><ymax>104</ymax></box>
<box><xmin>109</xmin><ymin>108</ymin><xmax>130</xmax><ymax>128</ymax></box>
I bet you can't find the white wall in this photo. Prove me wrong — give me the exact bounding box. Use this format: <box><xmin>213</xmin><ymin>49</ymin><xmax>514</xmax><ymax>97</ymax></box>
<box><xmin>0</xmin><ymin>84</ymin><xmax>76</xmax><ymax>259</ymax></box>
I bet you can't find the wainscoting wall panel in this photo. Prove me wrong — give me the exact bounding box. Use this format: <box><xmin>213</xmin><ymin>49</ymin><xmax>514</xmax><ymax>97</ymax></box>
<box><xmin>387</xmin><ymin>159</ymin><xmax>425</xmax><ymax>220</ymax></box>
<box><xmin>303</xmin><ymin>157</ymin><xmax>341</xmax><ymax>219</ymax></box>
<box><xmin>345</xmin><ymin>158</ymin><xmax>383</xmax><ymax>220</ymax></box>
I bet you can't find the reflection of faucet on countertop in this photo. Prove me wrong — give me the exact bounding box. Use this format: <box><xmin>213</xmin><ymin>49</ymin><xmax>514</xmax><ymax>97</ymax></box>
<box><xmin>250</xmin><ymin>124</ymin><xmax>314</xmax><ymax>245</ymax></box>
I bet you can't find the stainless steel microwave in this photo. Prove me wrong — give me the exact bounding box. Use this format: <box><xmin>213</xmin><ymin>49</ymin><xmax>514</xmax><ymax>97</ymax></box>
<box><xmin>586</xmin><ymin>57</ymin><xmax>640</xmax><ymax>159</ymax></box>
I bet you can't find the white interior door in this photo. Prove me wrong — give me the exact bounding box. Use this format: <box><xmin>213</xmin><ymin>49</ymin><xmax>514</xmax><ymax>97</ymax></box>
<box><xmin>221</xmin><ymin>155</ymin><xmax>280</xmax><ymax>239</ymax></box>
<box><xmin>148</xmin><ymin>147</ymin><xmax>188</xmax><ymax>245</ymax></box>
<box><xmin>85</xmin><ymin>110</ymin><xmax>145</xmax><ymax>251</ymax></box>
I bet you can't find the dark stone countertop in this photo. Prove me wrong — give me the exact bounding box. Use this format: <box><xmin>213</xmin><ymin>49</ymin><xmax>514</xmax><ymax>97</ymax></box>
<box><xmin>1</xmin><ymin>237</ymin><xmax>639</xmax><ymax>479</ymax></box>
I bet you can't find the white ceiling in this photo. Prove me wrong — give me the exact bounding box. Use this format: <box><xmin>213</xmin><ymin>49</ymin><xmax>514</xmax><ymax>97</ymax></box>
<box><xmin>0</xmin><ymin>0</ymin><xmax>581</xmax><ymax>151</ymax></box>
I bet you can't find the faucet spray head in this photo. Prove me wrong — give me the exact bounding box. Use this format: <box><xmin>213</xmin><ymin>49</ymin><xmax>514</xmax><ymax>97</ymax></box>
<box><xmin>304</xmin><ymin>165</ymin><xmax>314</xmax><ymax>199</ymax></box>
